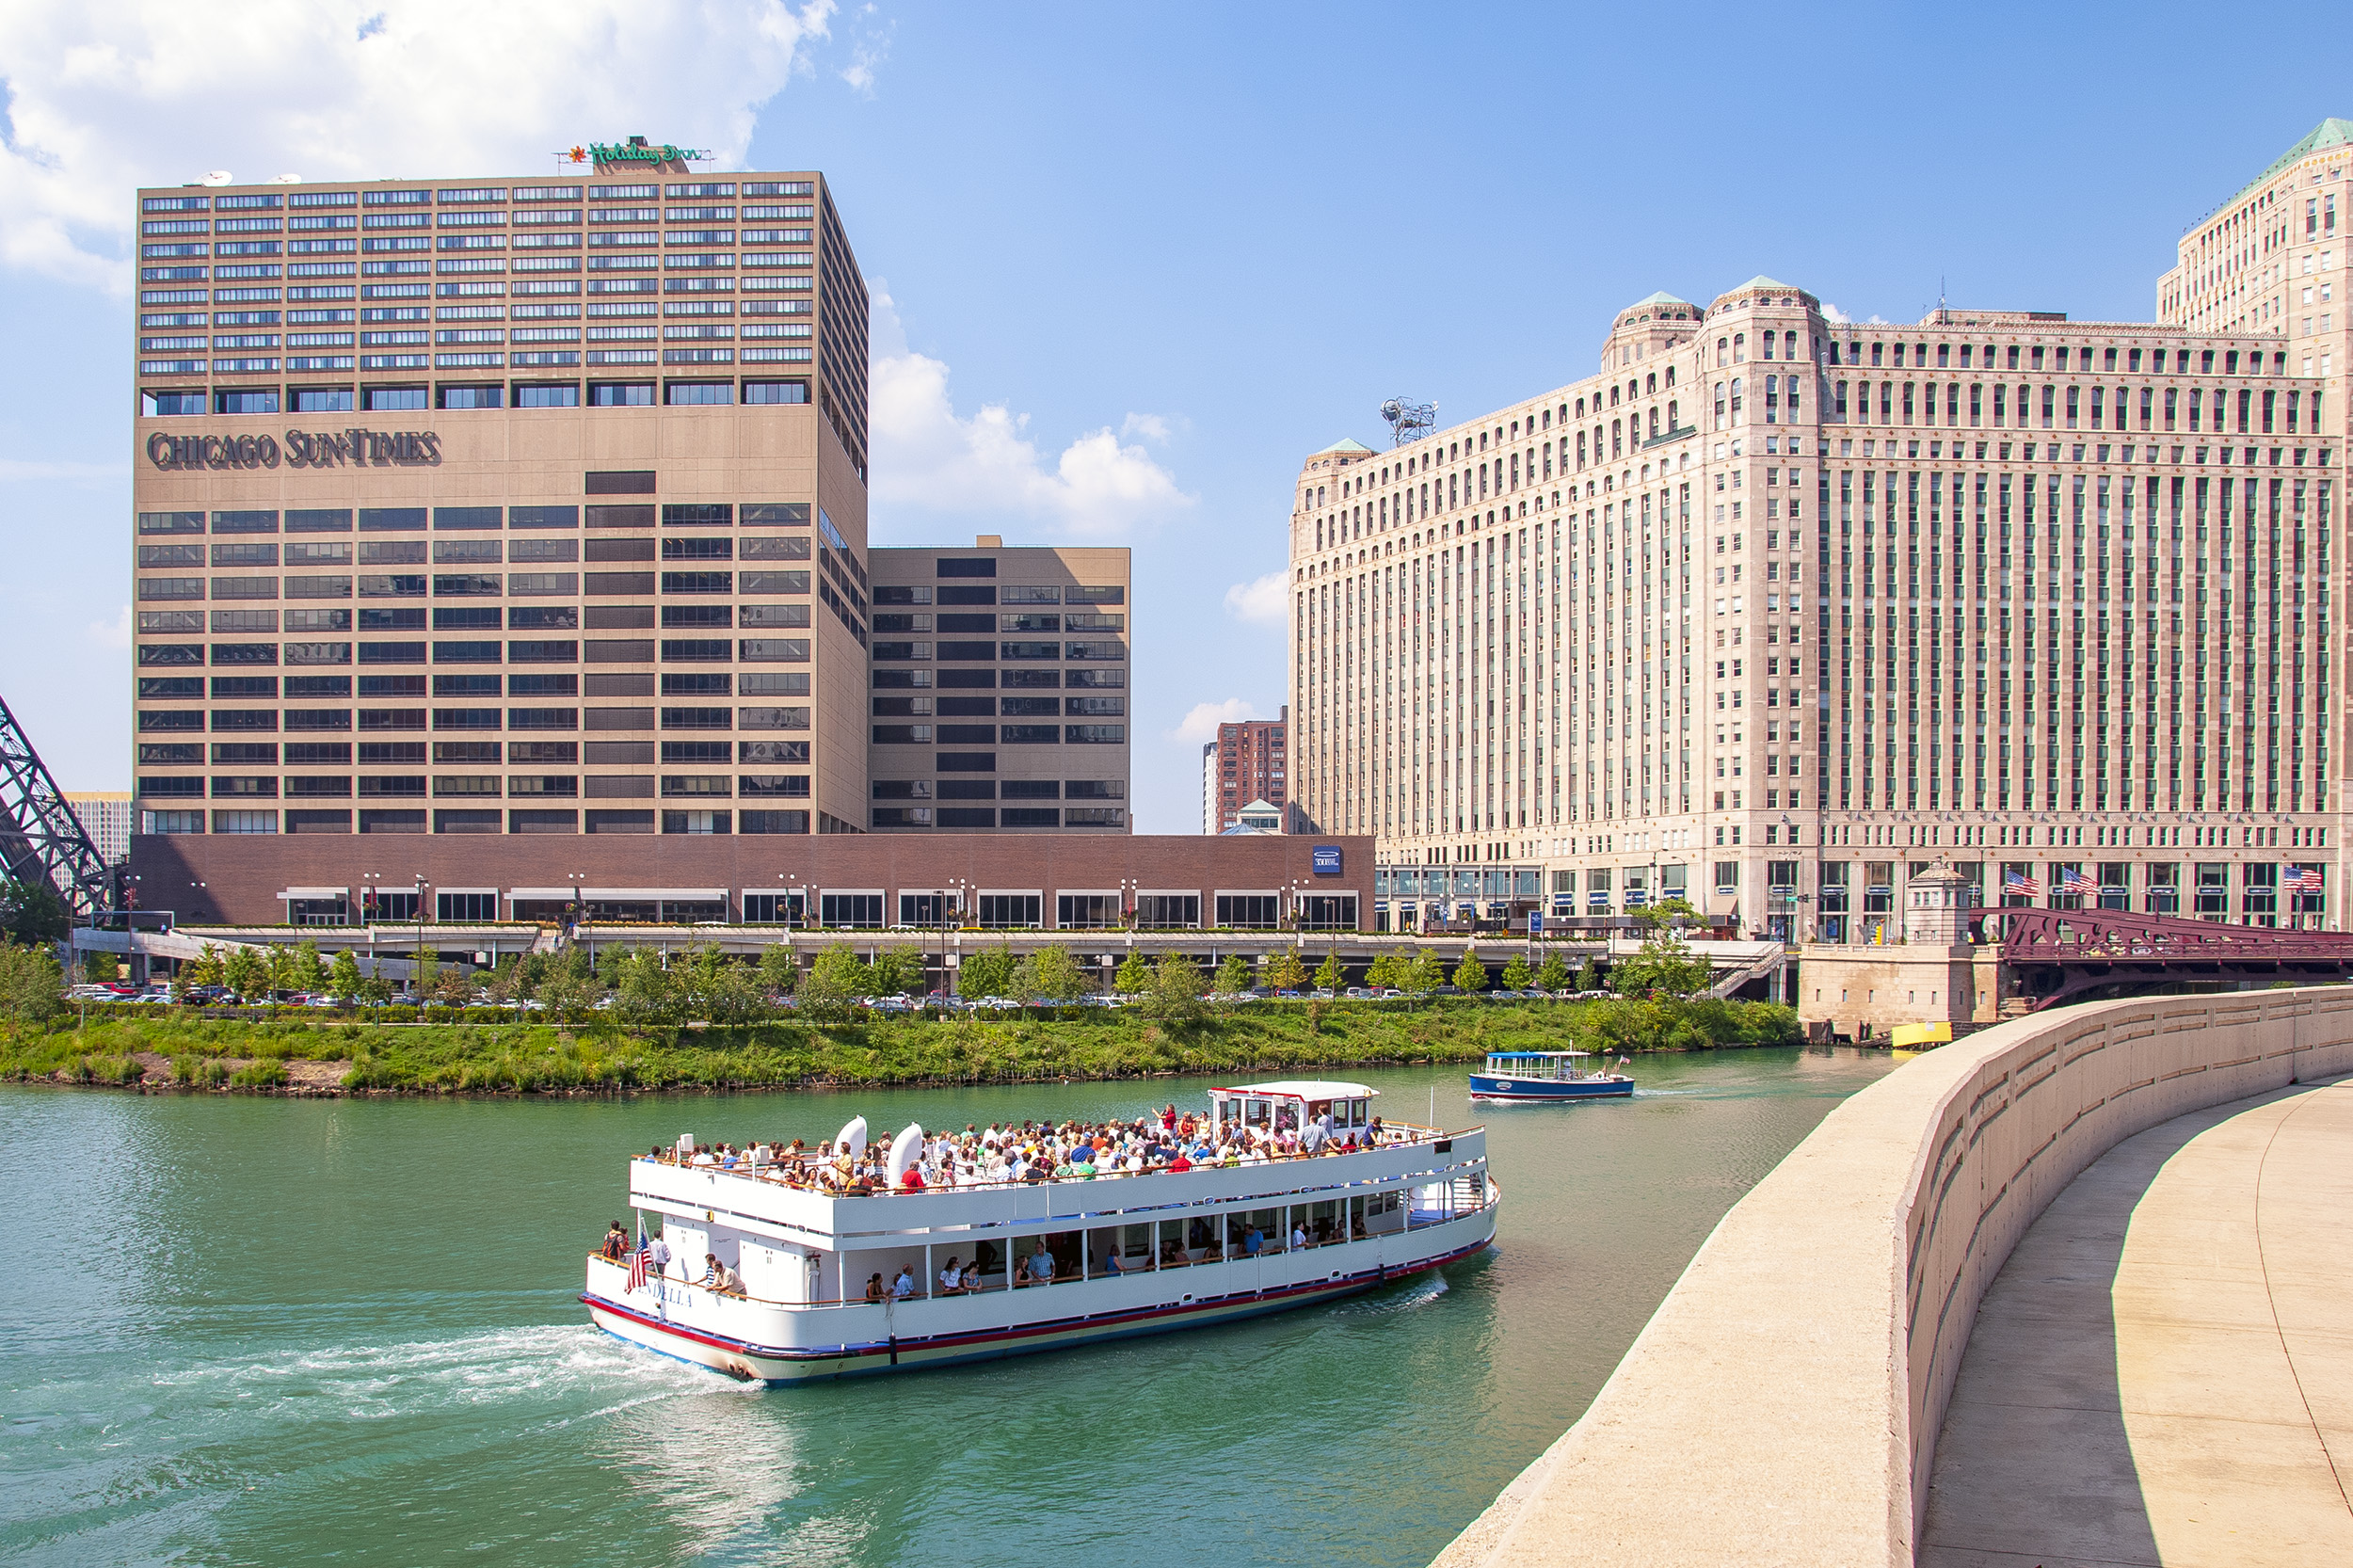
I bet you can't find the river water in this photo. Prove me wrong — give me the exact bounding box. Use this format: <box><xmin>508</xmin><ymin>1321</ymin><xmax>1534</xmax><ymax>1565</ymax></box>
<box><xmin>0</xmin><ymin>1047</ymin><xmax>1895</xmax><ymax>1567</ymax></box>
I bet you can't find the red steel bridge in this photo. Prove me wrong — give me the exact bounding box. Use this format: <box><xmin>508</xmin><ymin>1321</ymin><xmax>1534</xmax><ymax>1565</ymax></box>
<box><xmin>1995</xmin><ymin>906</ymin><xmax>2353</xmax><ymax>1011</ymax></box>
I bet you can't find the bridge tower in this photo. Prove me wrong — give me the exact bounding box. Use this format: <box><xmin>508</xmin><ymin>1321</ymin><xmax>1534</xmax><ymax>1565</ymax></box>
<box><xmin>0</xmin><ymin>696</ymin><xmax>114</xmax><ymax>920</ymax></box>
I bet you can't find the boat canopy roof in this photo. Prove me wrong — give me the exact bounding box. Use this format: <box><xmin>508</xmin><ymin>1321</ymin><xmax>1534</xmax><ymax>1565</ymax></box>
<box><xmin>1485</xmin><ymin>1051</ymin><xmax>1591</xmax><ymax>1060</ymax></box>
<box><xmin>1212</xmin><ymin>1080</ymin><xmax>1379</xmax><ymax>1101</ymax></box>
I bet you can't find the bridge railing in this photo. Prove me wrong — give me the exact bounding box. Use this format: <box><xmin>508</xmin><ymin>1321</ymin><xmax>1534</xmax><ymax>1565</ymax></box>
<box><xmin>1430</xmin><ymin>987</ymin><xmax>2353</xmax><ymax>1568</ymax></box>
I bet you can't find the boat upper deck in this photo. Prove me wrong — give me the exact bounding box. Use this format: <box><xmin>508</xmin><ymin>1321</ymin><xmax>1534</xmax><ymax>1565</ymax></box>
<box><xmin>628</xmin><ymin>1110</ymin><xmax>1485</xmax><ymax>1250</ymax></box>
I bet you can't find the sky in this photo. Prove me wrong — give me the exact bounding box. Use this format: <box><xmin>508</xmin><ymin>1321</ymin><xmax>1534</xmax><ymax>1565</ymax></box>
<box><xmin>3</xmin><ymin>1</ymin><xmax>2349</xmax><ymax>832</ymax></box>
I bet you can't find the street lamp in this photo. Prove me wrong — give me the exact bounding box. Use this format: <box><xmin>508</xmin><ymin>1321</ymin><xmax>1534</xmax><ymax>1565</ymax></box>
<box><xmin>570</xmin><ymin>870</ymin><xmax>592</xmax><ymax>967</ymax></box>
<box><xmin>413</xmin><ymin>872</ymin><xmax>428</xmax><ymax>998</ymax></box>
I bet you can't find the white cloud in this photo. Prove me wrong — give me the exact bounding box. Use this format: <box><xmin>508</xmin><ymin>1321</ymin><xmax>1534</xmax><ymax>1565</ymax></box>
<box><xmin>869</xmin><ymin>288</ymin><xmax>1193</xmax><ymax>537</ymax></box>
<box><xmin>838</xmin><ymin>4</ymin><xmax>893</xmax><ymax>95</ymax></box>
<box><xmin>1120</xmin><ymin>412</ymin><xmax>1172</xmax><ymax>442</ymax></box>
<box><xmin>1171</xmin><ymin>698</ymin><xmax>1258</xmax><ymax>744</ymax></box>
<box><xmin>87</xmin><ymin>604</ymin><xmax>131</xmax><ymax>649</ymax></box>
<box><xmin>0</xmin><ymin>0</ymin><xmax>841</xmax><ymax>292</ymax></box>
<box><xmin>1223</xmin><ymin>570</ymin><xmax>1288</xmax><ymax>624</ymax></box>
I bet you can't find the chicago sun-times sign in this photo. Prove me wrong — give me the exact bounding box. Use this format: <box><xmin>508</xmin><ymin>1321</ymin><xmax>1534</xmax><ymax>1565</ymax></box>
<box><xmin>146</xmin><ymin>429</ymin><xmax>441</xmax><ymax>471</ymax></box>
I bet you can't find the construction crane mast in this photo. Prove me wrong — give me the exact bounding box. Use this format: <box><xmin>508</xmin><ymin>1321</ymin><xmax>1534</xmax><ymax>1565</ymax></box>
<box><xmin>0</xmin><ymin>696</ymin><xmax>114</xmax><ymax>919</ymax></box>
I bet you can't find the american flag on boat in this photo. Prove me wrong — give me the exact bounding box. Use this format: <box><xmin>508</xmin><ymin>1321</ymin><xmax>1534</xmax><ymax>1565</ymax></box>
<box><xmin>2004</xmin><ymin>870</ymin><xmax>2041</xmax><ymax>898</ymax></box>
<box><xmin>2059</xmin><ymin>868</ymin><xmax>2100</xmax><ymax>898</ymax></box>
<box><xmin>2288</xmin><ymin>866</ymin><xmax>2327</xmax><ymax>895</ymax></box>
<box><xmin>626</xmin><ymin>1221</ymin><xmax>650</xmax><ymax>1292</ymax></box>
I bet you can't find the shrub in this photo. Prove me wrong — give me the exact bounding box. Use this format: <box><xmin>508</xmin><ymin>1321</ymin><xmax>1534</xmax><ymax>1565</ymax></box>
<box><xmin>229</xmin><ymin>1059</ymin><xmax>288</xmax><ymax>1090</ymax></box>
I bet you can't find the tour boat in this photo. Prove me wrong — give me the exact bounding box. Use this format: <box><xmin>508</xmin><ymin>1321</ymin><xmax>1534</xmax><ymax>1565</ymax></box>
<box><xmin>583</xmin><ymin>1080</ymin><xmax>1499</xmax><ymax>1384</ymax></box>
<box><xmin>1467</xmin><ymin>1050</ymin><xmax>1635</xmax><ymax>1102</ymax></box>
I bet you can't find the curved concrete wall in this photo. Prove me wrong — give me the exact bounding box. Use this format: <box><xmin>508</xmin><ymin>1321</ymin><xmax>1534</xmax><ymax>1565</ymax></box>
<box><xmin>1432</xmin><ymin>989</ymin><xmax>2353</xmax><ymax>1568</ymax></box>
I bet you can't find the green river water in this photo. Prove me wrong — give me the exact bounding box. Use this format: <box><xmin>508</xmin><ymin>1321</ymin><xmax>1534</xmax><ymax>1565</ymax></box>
<box><xmin>0</xmin><ymin>1047</ymin><xmax>1896</xmax><ymax>1567</ymax></box>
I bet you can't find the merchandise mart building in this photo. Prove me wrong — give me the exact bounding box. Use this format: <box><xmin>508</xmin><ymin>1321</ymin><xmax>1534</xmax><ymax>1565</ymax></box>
<box><xmin>1289</xmin><ymin>119</ymin><xmax>2351</xmax><ymax>940</ymax></box>
<box><xmin>121</xmin><ymin>165</ymin><xmax>1213</xmax><ymax>929</ymax></box>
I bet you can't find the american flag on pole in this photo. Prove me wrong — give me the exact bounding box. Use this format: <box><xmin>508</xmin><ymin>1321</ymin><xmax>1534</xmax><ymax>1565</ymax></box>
<box><xmin>2060</xmin><ymin>868</ymin><xmax>2100</xmax><ymax>898</ymax></box>
<box><xmin>626</xmin><ymin>1220</ymin><xmax>650</xmax><ymax>1292</ymax></box>
<box><xmin>2005</xmin><ymin>870</ymin><xmax>2041</xmax><ymax>898</ymax></box>
<box><xmin>2289</xmin><ymin>866</ymin><xmax>2327</xmax><ymax>896</ymax></box>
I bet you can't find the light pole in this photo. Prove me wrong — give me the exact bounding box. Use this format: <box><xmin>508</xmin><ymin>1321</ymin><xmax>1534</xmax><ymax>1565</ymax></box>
<box><xmin>570</xmin><ymin>871</ymin><xmax>591</xmax><ymax>967</ymax></box>
<box><xmin>413</xmin><ymin>872</ymin><xmax>428</xmax><ymax>998</ymax></box>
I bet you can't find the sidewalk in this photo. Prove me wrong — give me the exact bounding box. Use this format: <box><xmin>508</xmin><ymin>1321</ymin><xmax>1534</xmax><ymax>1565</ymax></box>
<box><xmin>1922</xmin><ymin>1075</ymin><xmax>2353</xmax><ymax>1566</ymax></box>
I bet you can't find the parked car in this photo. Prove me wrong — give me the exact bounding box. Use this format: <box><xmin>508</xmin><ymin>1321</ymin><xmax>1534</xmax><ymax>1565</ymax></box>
<box><xmin>1343</xmin><ymin>986</ymin><xmax>1376</xmax><ymax>1000</ymax></box>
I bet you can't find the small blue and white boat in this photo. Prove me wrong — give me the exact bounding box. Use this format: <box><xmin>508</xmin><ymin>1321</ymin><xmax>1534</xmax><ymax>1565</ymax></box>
<box><xmin>1468</xmin><ymin>1050</ymin><xmax>1634</xmax><ymax>1102</ymax></box>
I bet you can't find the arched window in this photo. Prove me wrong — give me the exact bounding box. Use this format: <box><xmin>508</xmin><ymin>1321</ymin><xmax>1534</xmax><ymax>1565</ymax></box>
<box><xmin>1648</xmin><ymin>408</ymin><xmax>1660</xmax><ymax>440</ymax></box>
<box><xmin>1668</xmin><ymin>398</ymin><xmax>1680</xmax><ymax>428</ymax></box>
<box><xmin>1731</xmin><ymin>377</ymin><xmax>1744</xmax><ymax>421</ymax></box>
<box><xmin>1733</xmin><ymin>333</ymin><xmax>1747</xmax><ymax>363</ymax></box>
<box><xmin>1717</xmin><ymin>337</ymin><xmax>1729</xmax><ymax>367</ymax></box>
<box><xmin>1762</xmin><ymin>332</ymin><xmax>1776</xmax><ymax>360</ymax></box>
<box><xmin>1714</xmin><ymin>382</ymin><xmax>1727</xmax><ymax>429</ymax></box>
<box><xmin>1664</xmin><ymin>365</ymin><xmax>1675</xmax><ymax>388</ymax></box>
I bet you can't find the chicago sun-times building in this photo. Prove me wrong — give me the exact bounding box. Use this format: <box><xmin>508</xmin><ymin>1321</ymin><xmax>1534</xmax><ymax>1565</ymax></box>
<box><xmin>1289</xmin><ymin>119</ymin><xmax>2353</xmax><ymax>941</ymax></box>
<box><xmin>118</xmin><ymin>163</ymin><xmax>1352</xmax><ymax>934</ymax></box>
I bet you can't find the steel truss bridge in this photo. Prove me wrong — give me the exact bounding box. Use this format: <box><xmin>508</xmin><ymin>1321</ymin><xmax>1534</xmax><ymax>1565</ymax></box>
<box><xmin>1997</xmin><ymin>907</ymin><xmax>2353</xmax><ymax>1011</ymax></box>
<box><xmin>0</xmin><ymin>696</ymin><xmax>113</xmax><ymax>920</ymax></box>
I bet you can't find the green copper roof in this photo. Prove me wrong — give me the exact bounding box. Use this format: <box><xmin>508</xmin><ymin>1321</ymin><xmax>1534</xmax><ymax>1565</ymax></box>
<box><xmin>1730</xmin><ymin>275</ymin><xmax>1797</xmax><ymax>293</ymax></box>
<box><xmin>2222</xmin><ymin>118</ymin><xmax>2353</xmax><ymax>213</ymax></box>
<box><xmin>1314</xmin><ymin>437</ymin><xmax>1376</xmax><ymax>456</ymax></box>
<box><xmin>1627</xmin><ymin>290</ymin><xmax>1689</xmax><ymax>308</ymax></box>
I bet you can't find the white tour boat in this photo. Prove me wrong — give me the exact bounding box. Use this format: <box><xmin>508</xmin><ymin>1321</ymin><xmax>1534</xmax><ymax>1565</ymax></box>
<box><xmin>584</xmin><ymin>1080</ymin><xmax>1499</xmax><ymax>1383</ymax></box>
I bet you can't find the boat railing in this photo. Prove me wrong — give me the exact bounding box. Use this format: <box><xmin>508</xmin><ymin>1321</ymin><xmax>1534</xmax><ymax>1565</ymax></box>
<box><xmin>641</xmin><ymin>1122</ymin><xmax>1481</xmax><ymax>1195</ymax></box>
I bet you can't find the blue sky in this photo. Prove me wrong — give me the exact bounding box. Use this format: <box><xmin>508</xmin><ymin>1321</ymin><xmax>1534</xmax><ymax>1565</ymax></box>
<box><xmin>3</xmin><ymin>1</ymin><xmax>2347</xmax><ymax>831</ymax></box>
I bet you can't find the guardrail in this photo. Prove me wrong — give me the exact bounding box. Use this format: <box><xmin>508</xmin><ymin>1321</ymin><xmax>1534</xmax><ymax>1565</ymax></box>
<box><xmin>1430</xmin><ymin>986</ymin><xmax>2353</xmax><ymax>1568</ymax></box>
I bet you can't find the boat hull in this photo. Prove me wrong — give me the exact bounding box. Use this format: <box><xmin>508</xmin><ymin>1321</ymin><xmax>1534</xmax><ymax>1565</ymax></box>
<box><xmin>584</xmin><ymin>1208</ymin><xmax>1497</xmax><ymax>1384</ymax></box>
<box><xmin>1467</xmin><ymin>1073</ymin><xmax>1633</xmax><ymax>1101</ymax></box>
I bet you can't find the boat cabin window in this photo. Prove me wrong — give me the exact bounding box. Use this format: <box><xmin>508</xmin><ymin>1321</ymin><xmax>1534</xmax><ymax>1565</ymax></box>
<box><xmin>1246</xmin><ymin>1097</ymin><xmax>1270</xmax><ymax>1128</ymax></box>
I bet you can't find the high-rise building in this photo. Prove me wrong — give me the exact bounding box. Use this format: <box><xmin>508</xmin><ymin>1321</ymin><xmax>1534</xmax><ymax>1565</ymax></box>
<box><xmin>131</xmin><ymin>165</ymin><xmax>869</xmax><ymax>840</ymax></box>
<box><xmin>124</xmin><ymin>162</ymin><xmax>1162</xmax><ymax>925</ymax></box>
<box><xmin>1204</xmin><ymin>707</ymin><xmax>1288</xmax><ymax>833</ymax></box>
<box><xmin>1289</xmin><ymin>120</ymin><xmax>2349</xmax><ymax>940</ymax></box>
<box><xmin>866</xmin><ymin>536</ymin><xmax>1131</xmax><ymax>832</ymax></box>
<box><xmin>67</xmin><ymin>792</ymin><xmax>133</xmax><ymax>866</ymax></box>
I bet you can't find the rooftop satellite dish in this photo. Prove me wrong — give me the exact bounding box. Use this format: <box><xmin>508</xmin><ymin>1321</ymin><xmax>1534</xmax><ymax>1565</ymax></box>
<box><xmin>268</xmin><ymin>173</ymin><xmax>303</xmax><ymax>184</ymax></box>
<box><xmin>200</xmin><ymin>170</ymin><xmax>233</xmax><ymax>186</ymax></box>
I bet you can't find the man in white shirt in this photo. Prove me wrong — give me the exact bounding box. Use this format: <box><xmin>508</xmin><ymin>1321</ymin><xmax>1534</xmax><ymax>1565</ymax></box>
<box><xmin>892</xmin><ymin>1266</ymin><xmax>916</xmax><ymax>1299</ymax></box>
<box><xmin>648</xmin><ymin>1230</ymin><xmax>673</xmax><ymax>1279</ymax></box>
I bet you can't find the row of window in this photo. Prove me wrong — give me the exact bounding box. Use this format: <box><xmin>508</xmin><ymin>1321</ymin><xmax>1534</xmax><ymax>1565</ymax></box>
<box><xmin>139</xmin><ymin>808</ymin><xmax>810</xmax><ymax>836</ymax></box>
<box><xmin>137</xmin><ymin>574</ymin><xmax>819</xmax><ymax>600</ymax></box>
<box><xmin>871</xmin><ymin>727</ymin><xmax>1128</xmax><ymax>744</ymax></box>
<box><xmin>872</xmin><ymin>584</ymin><xmax>1125</xmax><ymax>605</ymax></box>
<box><xmin>137</xmin><ymin>504</ymin><xmax>808</xmax><ymax>535</ymax></box>
<box><xmin>136</xmin><ymin>742</ymin><xmax>813</xmax><ymax>765</ymax></box>
<box><xmin>141</xmin><ymin>183</ymin><xmax>814</xmax><ymax>213</ymax></box>
<box><xmin>141</xmin><ymin>774</ymin><xmax>810</xmax><ymax>799</ymax></box>
<box><xmin>872</xmin><ymin>668</ymin><xmax>1127</xmax><ymax>691</ymax></box>
<box><xmin>142</xmin><ymin>379</ymin><xmax>812</xmax><ymax>413</ymax></box>
<box><xmin>134</xmin><ymin>639</ymin><xmax>815</xmax><ymax>665</ymax></box>
<box><xmin>137</xmin><ymin>708</ymin><xmax>813</xmax><ymax>733</ymax></box>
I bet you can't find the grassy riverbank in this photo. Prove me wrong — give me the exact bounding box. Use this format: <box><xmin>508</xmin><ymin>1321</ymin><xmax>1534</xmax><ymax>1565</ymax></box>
<box><xmin>0</xmin><ymin>996</ymin><xmax>1798</xmax><ymax>1095</ymax></box>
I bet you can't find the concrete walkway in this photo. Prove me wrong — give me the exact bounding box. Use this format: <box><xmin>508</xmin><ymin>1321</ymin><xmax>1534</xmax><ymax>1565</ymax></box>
<box><xmin>1922</xmin><ymin>1076</ymin><xmax>2353</xmax><ymax>1566</ymax></box>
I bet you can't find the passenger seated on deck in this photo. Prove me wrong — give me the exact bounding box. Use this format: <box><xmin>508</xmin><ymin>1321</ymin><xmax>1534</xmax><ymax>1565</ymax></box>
<box><xmin>893</xmin><ymin>1266</ymin><xmax>916</xmax><ymax>1299</ymax></box>
<box><xmin>938</xmin><ymin>1257</ymin><xmax>965</xmax><ymax>1295</ymax></box>
<box><xmin>1243</xmin><ymin>1224</ymin><xmax>1264</xmax><ymax>1256</ymax></box>
<box><xmin>865</xmin><ymin>1272</ymin><xmax>887</xmax><ymax>1303</ymax></box>
<box><xmin>1026</xmin><ymin>1243</ymin><xmax>1055</xmax><ymax>1284</ymax></box>
<box><xmin>701</xmin><ymin>1254</ymin><xmax>744</xmax><ymax>1295</ymax></box>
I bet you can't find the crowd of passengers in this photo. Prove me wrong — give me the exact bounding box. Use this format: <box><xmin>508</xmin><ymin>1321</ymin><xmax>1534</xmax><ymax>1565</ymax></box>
<box><xmin>643</xmin><ymin>1104</ymin><xmax>1393</xmax><ymax>1195</ymax></box>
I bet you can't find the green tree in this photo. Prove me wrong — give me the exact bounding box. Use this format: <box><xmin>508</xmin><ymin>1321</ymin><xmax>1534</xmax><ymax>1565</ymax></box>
<box><xmin>756</xmin><ymin>944</ymin><xmax>799</xmax><ymax>999</ymax></box>
<box><xmin>1261</xmin><ymin>947</ymin><xmax>1308</xmax><ymax>992</ymax></box>
<box><xmin>0</xmin><ymin>941</ymin><xmax>66</xmax><ymax>1027</ymax></box>
<box><xmin>1452</xmin><ymin>948</ymin><xmax>1489</xmax><ymax>993</ymax></box>
<box><xmin>1499</xmin><ymin>952</ymin><xmax>1534</xmax><ymax>990</ymax></box>
<box><xmin>1213</xmin><ymin>952</ymin><xmax>1254</xmax><ymax>996</ymax></box>
<box><xmin>1576</xmin><ymin>956</ymin><xmax>1603</xmax><ymax>992</ymax></box>
<box><xmin>1313</xmin><ymin>952</ymin><xmax>1347</xmax><ymax>992</ymax></box>
<box><xmin>614</xmin><ymin>948</ymin><xmax>674</xmax><ymax>1022</ymax></box>
<box><xmin>181</xmin><ymin>944</ymin><xmax>226</xmax><ymax>990</ymax></box>
<box><xmin>431</xmin><ymin>964</ymin><xmax>478</xmax><ymax>1010</ymax></box>
<box><xmin>533</xmin><ymin>947</ymin><xmax>597</xmax><ymax>1019</ymax></box>
<box><xmin>955</xmin><ymin>944</ymin><xmax>1016</xmax><ymax>1000</ymax></box>
<box><xmin>1112</xmin><ymin>950</ymin><xmax>1154</xmax><ymax>994</ymax></box>
<box><xmin>1020</xmin><ymin>944</ymin><xmax>1090</xmax><ymax>1006</ymax></box>
<box><xmin>1641</xmin><ymin>895</ymin><xmax>1699</xmax><ymax>931</ymax></box>
<box><xmin>289</xmin><ymin>938</ymin><xmax>326</xmax><ymax>995</ymax></box>
<box><xmin>484</xmin><ymin>952</ymin><xmax>527</xmax><ymax>1005</ymax></box>
<box><xmin>1142</xmin><ymin>951</ymin><xmax>1207</xmax><ymax>1022</ymax></box>
<box><xmin>1406</xmin><ymin>949</ymin><xmax>1448</xmax><ymax>994</ymax></box>
<box><xmin>1611</xmin><ymin>929</ymin><xmax>1715</xmax><ymax>999</ymax></box>
<box><xmin>411</xmin><ymin>945</ymin><xmax>440</xmax><ymax>1001</ymax></box>
<box><xmin>1363</xmin><ymin>950</ymin><xmax>1401</xmax><ymax>990</ymax></box>
<box><xmin>357</xmin><ymin>968</ymin><xmax>394</xmax><ymax>1007</ymax></box>
<box><xmin>0</xmin><ymin>879</ymin><xmax>69</xmax><ymax>946</ymax></box>
<box><xmin>1535</xmin><ymin>951</ymin><xmax>1571</xmax><ymax>993</ymax></box>
<box><xmin>222</xmin><ymin>945</ymin><xmax>265</xmax><ymax>1000</ymax></box>
<box><xmin>870</xmin><ymin>947</ymin><xmax>927</xmax><ymax>997</ymax></box>
<box><xmin>81</xmin><ymin>949</ymin><xmax>120</xmax><ymax>986</ymax></box>
<box><xmin>328</xmin><ymin>947</ymin><xmax>363</xmax><ymax>1002</ymax></box>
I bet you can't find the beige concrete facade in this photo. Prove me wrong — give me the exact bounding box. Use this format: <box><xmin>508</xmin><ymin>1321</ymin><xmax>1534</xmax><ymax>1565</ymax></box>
<box><xmin>1293</xmin><ymin>121</ymin><xmax>2353</xmax><ymax>949</ymax></box>
<box><xmin>865</xmin><ymin>539</ymin><xmax>1131</xmax><ymax>833</ymax></box>
<box><xmin>1426</xmin><ymin>987</ymin><xmax>2353</xmax><ymax>1568</ymax></box>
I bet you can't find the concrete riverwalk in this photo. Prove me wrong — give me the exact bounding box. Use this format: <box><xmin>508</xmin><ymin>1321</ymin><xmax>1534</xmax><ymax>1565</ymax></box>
<box><xmin>1921</xmin><ymin>1077</ymin><xmax>2353</xmax><ymax>1567</ymax></box>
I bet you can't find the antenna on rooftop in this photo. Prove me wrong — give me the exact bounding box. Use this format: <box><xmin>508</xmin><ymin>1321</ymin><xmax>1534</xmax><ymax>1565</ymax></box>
<box><xmin>1379</xmin><ymin>397</ymin><xmax>1436</xmax><ymax>449</ymax></box>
